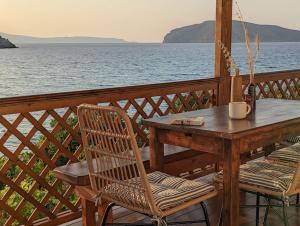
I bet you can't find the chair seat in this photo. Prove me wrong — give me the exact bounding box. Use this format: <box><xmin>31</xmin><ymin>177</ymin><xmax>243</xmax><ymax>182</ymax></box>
<box><xmin>104</xmin><ymin>171</ymin><xmax>215</xmax><ymax>211</ymax></box>
<box><xmin>268</xmin><ymin>143</ymin><xmax>300</xmax><ymax>165</ymax></box>
<box><xmin>215</xmin><ymin>160</ymin><xmax>296</xmax><ymax>193</ymax></box>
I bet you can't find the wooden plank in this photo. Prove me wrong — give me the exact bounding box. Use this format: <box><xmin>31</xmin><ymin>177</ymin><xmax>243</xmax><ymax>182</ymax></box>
<box><xmin>215</xmin><ymin>0</ymin><xmax>233</xmax><ymax>105</ymax></box>
<box><xmin>239</xmin><ymin>121</ymin><xmax>300</xmax><ymax>151</ymax></box>
<box><xmin>143</xmin><ymin>99</ymin><xmax>300</xmax><ymax>140</ymax></box>
<box><xmin>0</xmin><ymin>78</ymin><xmax>218</xmax><ymax>114</ymax></box>
<box><xmin>0</xmin><ymin>70</ymin><xmax>298</xmax><ymax>120</ymax></box>
<box><xmin>157</xmin><ymin>130</ymin><xmax>220</xmax><ymax>154</ymax></box>
<box><xmin>242</xmin><ymin>69</ymin><xmax>300</xmax><ymax>84</ymax></box>
<box><xmin>163</xmin><ymin>153</ymin><xmax>218</xmax><ymax>176</ymax></box>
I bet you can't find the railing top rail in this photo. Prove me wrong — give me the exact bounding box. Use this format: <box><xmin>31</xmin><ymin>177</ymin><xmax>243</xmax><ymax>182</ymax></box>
<box><xmin>0</xmin><ymin>78</ymin><xmax>219</xmax><ymax>114</ymax></box>
<box><xmin>1</xmin><ymin>69</ymin><xmax>300</xmax><ymax>114</ymax></box>
<box><xmin>242</xmin><ymin>69</ymin><xmax>300</xmax><ymax>83</ymax></box>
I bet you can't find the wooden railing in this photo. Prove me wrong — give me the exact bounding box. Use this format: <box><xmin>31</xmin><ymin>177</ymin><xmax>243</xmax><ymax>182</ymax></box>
<box><xmin>0</xmin><ymin>78</ymin><xmax>217</xmax><ymax>226</ymax></box>
<box><xmin>0</xmin><ymin>70</ymin><xmax>299</xmax><ymax>226</ymax></box>
<box><xmin>243</xmin><ymin>70</ymin><xmax>300</xmax><ymax>99</ymax></box>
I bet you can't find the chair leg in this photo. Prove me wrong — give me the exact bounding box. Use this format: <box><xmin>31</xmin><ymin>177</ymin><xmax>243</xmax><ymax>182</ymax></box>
<box><xmin>263</xmin><ymin>197</ymin><xmax>271</xmax><ymax>226</ymax></box>
<box><xmin>200</xmin><ymin>202</ymin><xmax>210</xmax><ymax>226</ymax></box>
<box><xmin>100</xmin><ymin>203</ymin><xmax>115</xmax><ymax>226</ymax></box>
<box><xmin>282</xmin><ymin>202</ymin><xmax>290</xmax><ymax>226</ymax></box>
<box><xmin>218</xmin><ymin>207</ymin><xmax>223</xmax><ymax>226</ymax></box>
<box><xmin>255</xmin><ymin>193</ymin><xmax>260</xmax><ymax>226</ymax></box>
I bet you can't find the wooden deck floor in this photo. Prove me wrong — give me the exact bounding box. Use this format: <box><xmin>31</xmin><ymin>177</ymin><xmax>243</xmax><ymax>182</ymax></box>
<box><xmin>61</xmin><ymin>192</ymin><xmax>299</xmax><ymax>226</ymax></box>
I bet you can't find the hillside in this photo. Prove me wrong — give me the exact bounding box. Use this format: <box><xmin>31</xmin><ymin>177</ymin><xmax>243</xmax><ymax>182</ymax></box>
<box><xmin>0</xmin><ymin>36</ymin><xmax>17</xmax><ymax>48</ymax></box>
<box><xmin>163</xmin><ymin>20</ymin><xmax>300</xmax><ymax>43</ymax></box>
<box><xmin>0</xmin><ymin>32</ymin><xmax>127</xmax><ymax>44</ymax></box>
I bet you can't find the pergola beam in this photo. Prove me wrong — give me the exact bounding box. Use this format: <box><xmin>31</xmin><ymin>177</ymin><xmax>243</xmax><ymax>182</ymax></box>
<box><xmin>215</xmin><ymin>0</ymin><xmax>233</xmax><ymax>105</ymax></box>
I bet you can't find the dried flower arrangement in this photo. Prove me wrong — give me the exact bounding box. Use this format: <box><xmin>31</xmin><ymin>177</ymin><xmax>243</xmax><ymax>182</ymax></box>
<box><xmin>217</xmin><ymin>40</ymin><xmax>240</xmax><ymax>76</ymax></box>
<box><xmin>235</xmin><ymin>0</ymin><xmax>260</xmax><ymax>84</ymax></box>
<box><xmin>217</xmin><ymin>1</ymin><xmax>261</xmax><ymax>107</ymax></box>
<box><xmin>218</xmin><ymin>40</ymin><xmax>243</xmax><ymax>102</ymax></box>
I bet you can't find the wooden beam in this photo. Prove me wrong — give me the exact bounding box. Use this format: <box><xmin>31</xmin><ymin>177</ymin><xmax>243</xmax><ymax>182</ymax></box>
<box><xmin>215</xmin><ymin>0</ymin><xmax>233</xmax><ymax>105</ymax></box>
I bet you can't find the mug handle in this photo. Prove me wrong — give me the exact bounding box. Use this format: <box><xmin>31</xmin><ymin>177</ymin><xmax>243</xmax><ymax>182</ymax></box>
<box><xmin>246</xmin><ymin>104</ymin><xmax>252</xmax><ymax>115</ymax></box>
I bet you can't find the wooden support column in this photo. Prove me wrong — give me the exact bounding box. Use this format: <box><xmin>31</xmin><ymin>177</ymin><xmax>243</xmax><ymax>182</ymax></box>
<box><xmin>215</xmin><ymin>0</ymin><xmax>233</xmax><ymax>105</ymax></box>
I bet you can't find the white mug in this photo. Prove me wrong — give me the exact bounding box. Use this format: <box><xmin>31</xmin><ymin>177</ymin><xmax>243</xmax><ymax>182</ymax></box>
<box><xmin>229</xmin><ymin>102</ymin><xmax>251</xmax><ymax>119</ymax></box>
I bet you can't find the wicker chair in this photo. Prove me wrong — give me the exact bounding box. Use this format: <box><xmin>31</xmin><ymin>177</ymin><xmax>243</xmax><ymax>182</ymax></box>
<box><xmin>215</xmin><ymin>159</ymin><xmax>300</xmax><ymax>226</ymax></box>
<box><xmin>267</xmin><ymin>142</ymin><xmax>300</xmax><ymax>208</ymax></box>
<box><xmin>267</xmin><ymin>142</ymin><xmax>300</xmax><ymax>167</ymax></box>
<box><xmin>78</xmin><ymin>104</ymin><xmax>218</xmax><ymax>226</ymax></box>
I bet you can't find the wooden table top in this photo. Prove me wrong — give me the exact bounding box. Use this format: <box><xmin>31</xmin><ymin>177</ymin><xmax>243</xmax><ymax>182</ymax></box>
<box><xmin>142</xmin><ymin>99</ymin><xmax>300</xmax><ymax>139</ymax></box>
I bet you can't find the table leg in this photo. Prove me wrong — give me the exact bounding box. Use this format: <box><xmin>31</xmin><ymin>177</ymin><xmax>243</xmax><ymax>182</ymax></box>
<box><xmin>222</xmin><ymin>139</ymin><xmax>240</xmax><ymax>226</ymax></box>
<box><xmin>81</xmin><ymin>197</ymin><xmax>96</xmax><ymax>226</ymax></box>
<box><xmin>149</xmin><ymin>127</ymin><xmax>164</xmax><ymax>171</ymax></box>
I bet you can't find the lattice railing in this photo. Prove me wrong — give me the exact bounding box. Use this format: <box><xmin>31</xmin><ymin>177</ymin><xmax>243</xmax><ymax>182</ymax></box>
<box><xmin>241</xmin><ymin>70</ymin><xmax>300</xmax><ymax>160</ymax></box>
<box><xmin>242</xmin><ymin>70</ymin><xmax>300</xmax><ymax>100</ymax></box>
<box><xmin>1</xmin><ymin>69</ymin><xmax>300</xmax><ymax>225</ymax></box>
<box><xmin>0</xmin><ymin>78</ymin><xmax>217</xmax><ymax>226</ymax></box>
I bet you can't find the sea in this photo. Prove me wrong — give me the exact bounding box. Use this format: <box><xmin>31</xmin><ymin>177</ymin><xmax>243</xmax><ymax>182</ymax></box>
<box><xmin>0</xmin><ymin>42</ymin><xmax>300</xmax><ymax>151</ymax></box>
<box><xmin>1</xmin><ymin>42</ymin><xmax>300</xmax><ymax>98</ymax></box>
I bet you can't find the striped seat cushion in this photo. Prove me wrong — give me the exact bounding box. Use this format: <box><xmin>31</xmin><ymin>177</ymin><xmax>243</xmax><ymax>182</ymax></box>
<box><xmin>268</xmin><ymin>143</ymin><xmax>300</xmax><ymax>165</ymax></box>
<box><xmin>215</xmin><ymin>160</ymin><xmax>295</xmax><ymax>193</ymax></box>
<box><xmin>148</xmin><ymin>171</ymin><xmax>215</xmax><ymax>210</ymax></box>
<box><xmin>104</xmin><ymin>171</ymin><xmax>215</xmax><ymax>211</ymax></box>
<box><xmin>285</xmin><ymin>136</ymin><xmax>300</xmax><ymax>144</ymax></box>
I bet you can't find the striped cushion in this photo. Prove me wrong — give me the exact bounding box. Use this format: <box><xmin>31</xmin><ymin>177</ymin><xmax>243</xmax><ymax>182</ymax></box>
<box><xmin>104</xmin><ymin>171</ymin><xmax>215</xmax><ymax>211</ymax></box>
<box><xmin>215</xmin><ymin>160</ymin><xmax>295</xmax><ymax>193</ymax></box>
<box><xmin>285</xmin><ymin>136</ymin><xmax>300</xmax><ymax>144</ymax></box>
<box><xmin>268</xmin><ymin>143</ymin><xmax>300</xmax><ymax>165</ymax></box>
<box><xmin>148</xmin><ymin>171</ymin><xmax>215</xmax><ymax>210</ymax></box>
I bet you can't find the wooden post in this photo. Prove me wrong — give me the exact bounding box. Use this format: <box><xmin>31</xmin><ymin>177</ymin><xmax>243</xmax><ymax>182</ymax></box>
<box><xmin>215</xmin><ymin>0</ymin><xmax>233</xmax><ymax>105</ymax></box>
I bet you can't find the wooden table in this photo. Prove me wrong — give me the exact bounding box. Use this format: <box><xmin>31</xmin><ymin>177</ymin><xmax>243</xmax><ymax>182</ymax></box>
<box><xmin>142</xmin><ymin>99</ymin><xmax>300</xmax><ymax>226</ymax></box>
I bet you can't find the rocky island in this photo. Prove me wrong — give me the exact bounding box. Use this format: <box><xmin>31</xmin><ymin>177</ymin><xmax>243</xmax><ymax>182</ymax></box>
<box><xmin>163</xmin><ymin>20</ymin><xmax>300</xmax><ymax>43</ymax></box>
<box><xmin>0</xmin><ymin>36</ymin><xmax>17</xmax><ymax>48</ymax></box>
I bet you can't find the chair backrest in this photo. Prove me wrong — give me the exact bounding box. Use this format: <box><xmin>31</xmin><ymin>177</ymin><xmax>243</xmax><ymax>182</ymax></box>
<box><xmin>286</xmin><ymin>162</ymin><xmax>300</xmax><ymax>196</ymax></box>
<box><xmin>78</xmin><ymin>104</ymin><xmax>157</xmax><ymax>214</ymax></box>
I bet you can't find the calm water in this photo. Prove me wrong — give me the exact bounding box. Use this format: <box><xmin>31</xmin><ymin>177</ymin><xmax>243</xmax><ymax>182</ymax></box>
<box><xmin>1</xmin><ymin>43</ymin><xmax>300</xmax><ymax>98</ymax></box>
<box><xmin>0</xmin><ymin>42</ymin><xmax>300</xmax><ymax>151</ymax></box>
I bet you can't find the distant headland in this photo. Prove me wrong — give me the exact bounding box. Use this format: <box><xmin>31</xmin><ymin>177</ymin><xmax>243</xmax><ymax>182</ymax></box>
<box><xmin>0</xmin><ymin>36</ymin><xmax>17</xmax><ymax>48</ymax></box>
<box><xmin>0</xmin><ymin>32</ymin><xmax>128</xmax><ymax>44</ymax></box>
<box><xmin>163</xmin><ymin>20</ymin><xmax>300</xmax><ymax>43</ymax></box>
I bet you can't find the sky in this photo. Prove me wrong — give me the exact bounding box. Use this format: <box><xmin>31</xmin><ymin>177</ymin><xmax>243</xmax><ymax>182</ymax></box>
<box><xmin>1</xmin><ymin>0</ymin><xmax>299</xmax><ymax>43</ymax></box>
